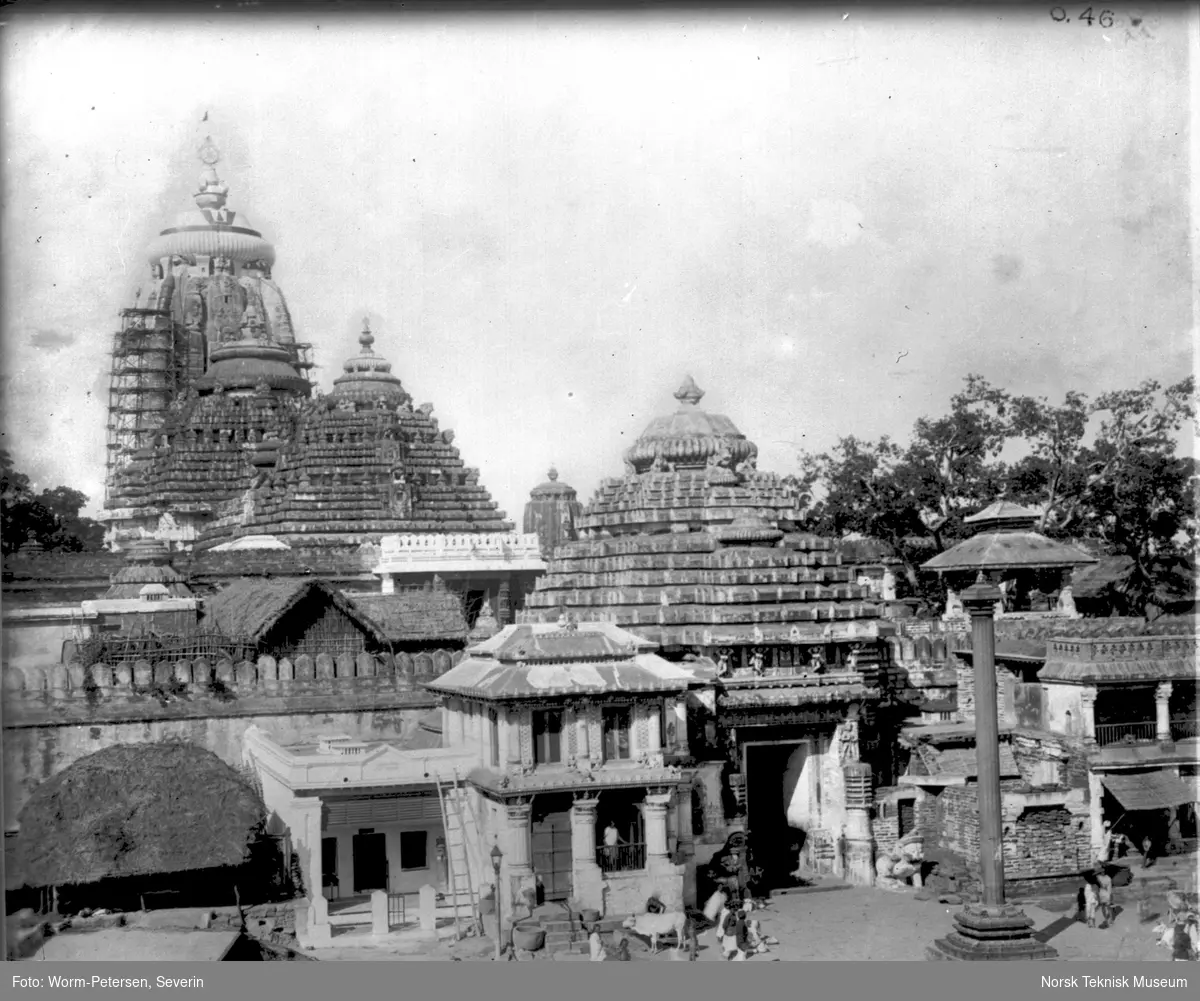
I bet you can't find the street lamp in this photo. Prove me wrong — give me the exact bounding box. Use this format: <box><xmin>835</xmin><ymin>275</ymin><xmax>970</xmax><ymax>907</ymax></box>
<box><xmin>491</xmin><ymin>844</ymin><xmax>504</xmax><ymax>961</ymax></box>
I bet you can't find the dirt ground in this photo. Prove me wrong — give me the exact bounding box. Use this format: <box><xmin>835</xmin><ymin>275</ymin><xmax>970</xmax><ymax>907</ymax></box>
<box><xmin>670</xmin><ymin>886</ymin><xmax>1185</xmax><ymax>962</ymax></box>
<box><xmin>300</xmin><ymin>882</ymin><xmax>1194</xmax><ymax>962</ymax></box>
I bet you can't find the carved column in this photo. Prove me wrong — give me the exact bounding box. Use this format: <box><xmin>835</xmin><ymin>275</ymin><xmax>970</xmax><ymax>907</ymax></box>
<box><xmin>518</xmin><ymin>709</ymin><xmax>534</xmax><ymax>771</ymax></box>
<box><xmin>576</xmin><ymin>701</ymin><xmax>592</xmax><ymax>770</ymax></box>
<box><xmin>842</xmin><ymin>762</ymin><xmax>876</xmax><ymax>887</ymax></box>
<box><xmin>497</xmin><ymin>576</ymin><xmax>512</xmax><ymax>625</ymax></box>
<box><xmin>1155</xmin><ymin>682</ymin><xmax>1173</xmax><ymax>742</ymax></box>
<box><xmin>1079</xmin><ymin>687</ymin><xmax>1098</xmax><ymax>745</ymax></box>
<box><xmin>504</xmin><ymin>800</ymin><xmax>535</xmax><ymax>911</ymax></box>
<box><xmin>643</xmin><ymin>791</ymin><xmax>673</xmax><ymax>862</ymax></box>
<box><xmin>570</xmin><ymin>795</ymin><xmax>604</xmax><ymax>911</ymax></box>
<box><xmin>647</xmin><ymin>701</ymin><xmax>663</xmax><ymax>754</ymax></box>
<box><xmin>504</xmin><ymin>707</ymin><xmax>521</xmax><ymax>769</ymax></box>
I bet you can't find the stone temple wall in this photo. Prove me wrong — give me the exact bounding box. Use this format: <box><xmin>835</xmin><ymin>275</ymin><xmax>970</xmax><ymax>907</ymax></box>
<box><xmin>2</xmin><ymin>651</ymin><xmax>455</xmax><ymax>821</ymax></box>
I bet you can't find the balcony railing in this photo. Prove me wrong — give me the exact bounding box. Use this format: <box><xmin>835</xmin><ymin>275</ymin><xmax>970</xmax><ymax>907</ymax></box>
<box><xmin>1170</xmin><ymin>716</ymin><xmax>1198</xmax><ymax>741</ymax></box>
<box><xmin>597</xmin><ymin>843</ymin><xmax>646</xmax><ymax>874</ymax></box>
<box><xmin>1093</xmin><ymin>720</ymin><xmax>1157</xmax><ymax>747</ymax></box>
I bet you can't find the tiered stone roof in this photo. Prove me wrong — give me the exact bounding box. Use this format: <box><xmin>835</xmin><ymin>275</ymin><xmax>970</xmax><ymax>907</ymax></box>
<box><xmin>195</xmin><ymin>391</ymin><xmax>511</xmax><ymax>549</ymax></box>
<box><xmin>104</xmin><ymin>138</ymin><xmax>510</xmax><ymax>551</ymax></box>
<box><xmin>576</xmin><ymin>378</ymin><xmax>808</xmax><ymax>538</ymax></box>
<box><xmin>521</xmin><ymin>377</ymin><xmax>885</xmax><ymax>651</ymax></box>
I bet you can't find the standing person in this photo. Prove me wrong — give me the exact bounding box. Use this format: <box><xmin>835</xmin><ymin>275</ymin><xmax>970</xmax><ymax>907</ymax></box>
<box><xmin>603</xmin><ymin>821</ymin><xmax>622</xmax><ymax>870</ymax></box>
<box><xmin>588</xmin><ymin>924</ymin><xmax>607</xmax><ymax>962</ymax></box>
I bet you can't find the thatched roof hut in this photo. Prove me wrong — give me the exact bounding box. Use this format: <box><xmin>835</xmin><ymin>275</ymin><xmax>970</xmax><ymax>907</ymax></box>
<box><xmin>10</xmin><ymin>742</ymin><xmax>266</xmax><ymax>889</ymax></box>
<box><xmin>200</xmin><ymin>578</ymin><xmax>389</xmax><ymax>654</ymax></box>
<box><xmin>344</xmin><ymin>588</ymin><xmax>468</xmax><ymax>645</ymax></box>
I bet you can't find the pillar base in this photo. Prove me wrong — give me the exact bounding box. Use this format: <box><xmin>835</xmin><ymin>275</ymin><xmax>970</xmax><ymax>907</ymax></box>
<box><xmin>927</xmin><ymin>903</ymin><xmax>1057</xmax><ymax>962</ymax></box>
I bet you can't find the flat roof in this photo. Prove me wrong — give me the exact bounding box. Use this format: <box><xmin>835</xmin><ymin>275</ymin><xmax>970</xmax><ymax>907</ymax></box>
<box><xmin>33</xmin><ymin>929</ymin><xmax>240</xmax><ymax>962</ymax></box>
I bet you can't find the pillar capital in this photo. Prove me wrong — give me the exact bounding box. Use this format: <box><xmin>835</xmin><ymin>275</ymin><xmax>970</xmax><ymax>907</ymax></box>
<box><xmin>506</xmin><ymin>801</ymin><xmax>533</xmax><ymax>826</ymax></box>
<box><xmin>1078</xmin><ymin>685</ymin><xmax>1097</xmax><ymax>708</ymax></box>
<box><xmin>1155</xmin><ymin>681</ymin><xmax>1173</xmax><ymax>702</ymax></box>
<box><xmin>571</xmin><ymin>794</ymin><xmax>600</xmax><ymax>818</ymax></box>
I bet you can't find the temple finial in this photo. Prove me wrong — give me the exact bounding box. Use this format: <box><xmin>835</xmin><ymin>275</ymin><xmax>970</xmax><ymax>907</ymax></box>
<box><xmin>674</xmin><ymin>375</ymin><xmax>704</xmax><ymax>407</ymax></box>
<box><xmin>548</xmin><ymin>466</ymin><xmax>559</xmax><ymax>482</ymax></box>
<box><xmin>198</xmin><ymin>136</ymin><xmax>221</xmax><ymax>167</ymax></box>
<box><xmin>359</xmin><ymin>316</ymin><xmax>375</xmax><ymax>353</ymax></box>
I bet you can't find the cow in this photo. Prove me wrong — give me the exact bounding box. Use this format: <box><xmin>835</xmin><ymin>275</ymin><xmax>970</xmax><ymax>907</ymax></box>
<box><xmin>622</xmin><ymin>911</ymin><xmax>693</xmax><ymax>958</ymax></box>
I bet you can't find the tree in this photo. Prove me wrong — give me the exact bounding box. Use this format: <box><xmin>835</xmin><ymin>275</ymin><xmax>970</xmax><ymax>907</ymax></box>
<box><xmin>799</xmin><ymin>375</ymin><xmax>1197</xmax><ymax>617</ymax></box>
<box><xmin>1</xmin><ymin>450</ymin><xmax>106</xmax><ymax>555</ymax></box>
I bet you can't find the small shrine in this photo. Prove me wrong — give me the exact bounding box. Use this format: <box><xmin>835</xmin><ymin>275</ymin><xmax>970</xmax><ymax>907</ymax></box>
<box><xmin>922</xmin><ymin>501</ymin><xmax>1097</xmax><ymax>621</ymax></box>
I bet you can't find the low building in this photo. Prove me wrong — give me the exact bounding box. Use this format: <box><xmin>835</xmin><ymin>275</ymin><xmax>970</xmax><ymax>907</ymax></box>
<box><xmin>425</xmin><ymin>621</ymin><xmax>710</xmax><ymax>916</ymax></box>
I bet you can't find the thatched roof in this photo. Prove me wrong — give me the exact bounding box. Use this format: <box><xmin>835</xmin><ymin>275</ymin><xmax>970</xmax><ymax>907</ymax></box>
<box><xmin>200</xmin><ymin>578</ymin><xmax>387</xmax><ymax>645</ymax></box>
<box><xmin>10</xmin><ymin>742</ymin><xmax>266</xmax><ymax>888</ymax></box>
<box><xmin>345</xmin><ymin>589</ymin><xmax>468</xmax><ymax>643</ymax></box>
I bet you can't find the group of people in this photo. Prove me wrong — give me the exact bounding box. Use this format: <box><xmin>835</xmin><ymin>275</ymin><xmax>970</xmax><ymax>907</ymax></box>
<box><xmin>711</xmin><ymin>895</ymin><xmax>774</xmax><ymax>960</ymax></box>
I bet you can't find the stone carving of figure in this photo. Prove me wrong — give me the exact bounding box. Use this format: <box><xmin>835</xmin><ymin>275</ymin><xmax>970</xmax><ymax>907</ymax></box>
<box><xmin>213</xmin><ymin>256</ymin><xmax>233</xmax><ymax>274</ymax></box>
<box><xmin>390</xmin><ymin>468</ymin><xmax>412</xmax><ymax>518</ymax></box>
<box><xmin>749</xmin><ymin>649</ymin><xmax>765</xmax><ymax>676</ymax></box>
<box><xmin>254</xmin><ymin>377</ymin><xmax>271</xmax><ymax>396</ymax></box>
<box><xmin>212</xmin><ymin>381</ymin><xmax>225</xmax><ymax>396</ymax></box>
<box><xmin>837</xmin><ymin>719</ymin><xmax>860</xmax><ymax>763</ymax></box>
<box><xmin>651</xmin><ymin>453</ymin><xmax>673</xmax><ymax>473</ymax></box>
<box><xmin>846</xmin><ymin>644</ymin><xmax>861</xmax><ymax>671</ymax></box>
<box><xmin>807</xmin><ymin>647</ymin><xmax>826</xmax><ymax>674</ymax></box>
<box><xmin>716</xmin><ymin>649</ymin><xmax>732</xmax><ymax>678</ymax></box>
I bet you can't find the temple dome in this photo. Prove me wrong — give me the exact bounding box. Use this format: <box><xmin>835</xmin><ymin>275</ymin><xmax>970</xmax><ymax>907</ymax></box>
<box><xmin>144</xmin><ymin>139</ymin><xmax>275</xmax><ymax>268</ymax></box>
<box><xmin>623</xmin><ymin>376</ymin><xmax>758</xmax><ymax>474</ymax></box>
<box><xmin>331</xmin><ymin>318</ymin><xmax>411</xmax><ymax>407</ymax></box>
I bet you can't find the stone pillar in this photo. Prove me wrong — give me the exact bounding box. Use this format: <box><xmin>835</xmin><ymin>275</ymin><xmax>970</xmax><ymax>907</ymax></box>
<box><xmin>647</xmin><ymin>702</ymin><xmax>663</xmax><ymax>755</ymax></box>
<box><xmin>965</xmin><ymin>585</ymin><xmax>1005</xmax><ymax>907</ymax></box>
<box><xmin>576</xmin><ymin>704</ymin><xmax>591</xmax><ymax>770</ymax></box>
<box><xmin>673</xmin><ymin>698</ymin><xmax>687</xmax><ymax>750</ymax></box>
<box><xmin>570</xmin><ymin>796</ymin><xmax>604</xmax><ymax>912</ymax></box>
<box><xmin>504</xmin><ymin>707</ymin><xmax>521</xmax><ymax>769</ymax></box>
<box><xmin>371</xmin><ymin>889</ymin><xmax>389</xmax><ymax>938</ymax></box>
<box><xmin>381</xmin><ymin>573</ymin><xmax>395</xmax><ymax>596</ymax></box>
<box><xmin>842</xmin><ymin>762</ymin><xmax>876</xmax><ymax>887</ymax></box>
<box><xmin>1079</xmin><ymin>687</ymin><xmax>1098</xmax><ymax>745</ymax></box>
<box><xmin>1088</xmin><ymin>772</ymin><xmax>1106</xmax><ymax>861</ymax></box>
<box><xmin>504</xmin><ymin>801</ymin><xmax>535</xmax><ymax>910</ymax></box>
<box><xmin>644</xmin><ymin>791</ymin><xmax>672</xmax><ymax>862</ymax></box>
<box><xmin>518</xmin><ymin>709</ymin><xmax>534</xmax><ymax>771</ymax></box>
<box><xmin>928</xmin><ymin>574</ymin><xmax>1056</xmax><ymax>962</ymax></box>
<box><xmin>497</xmin><ymin>577</ymin><xmax>512</xmax><ymax>625</ymax></box>
<box><xmin>293</xmin><ymin>797</ymin><xmax>331</xmax><ymax>946</ymax></box>
<box><xmin>1155</xmin><ymin>682</ymin><xmax>1173</xmax><ymax>742</ymax></box>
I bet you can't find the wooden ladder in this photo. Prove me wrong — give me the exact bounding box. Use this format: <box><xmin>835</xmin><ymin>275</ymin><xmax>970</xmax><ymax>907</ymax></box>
<box><xmin>435</xmin><ymin>770</ymin><xmax>482</xmax><ymax>941</ymax></box>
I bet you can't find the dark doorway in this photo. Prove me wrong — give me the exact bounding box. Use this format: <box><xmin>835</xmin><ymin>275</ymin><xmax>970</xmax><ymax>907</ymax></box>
<box><xmin>352</xmin><ymin>831</ymin><xmax>388</xmax><ymax>893</ymax></box>
<box><xmin>745</xmin><ymin>742</ymin><xmax>807</xmax><ymax>889</ymax></box>
<box><xmin>531</xmin><ymin>794</ymin><xmax>573</xmax><ymax>901</ymax></box>
<box><xmin>464</xmin><ymin>591</ymin><xmax>487</xmax><ymax>628</ymax></box>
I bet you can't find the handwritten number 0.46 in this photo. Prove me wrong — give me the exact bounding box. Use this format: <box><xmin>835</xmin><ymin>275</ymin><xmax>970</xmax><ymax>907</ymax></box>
<box><xmin>1050</xmin><ymin>8</ymin><xmax>1115</xmax><ymax>27</ymax></box>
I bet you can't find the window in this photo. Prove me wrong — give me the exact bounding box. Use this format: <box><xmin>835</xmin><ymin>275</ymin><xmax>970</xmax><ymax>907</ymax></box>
<box><xmin>603</xmin><ymin>706</ymin><xmax>631</xmax><ymax>761</ymax></box>
<box><xmin>533</xmin><ymin>710</ymin><xmax>563</xmax><ymax>765</ymax></box>
<box><xmin>658</xmin><ymin>701</ymin><xmax>668</xmax><ymax>749</ymax></box>
<box><xmin>489</xmin><ymin>708</ymin><xmax>500</xmax><ymax>767</ymax></box>
<box><xmin>399</xmin><ymin>830</ymin><xmax>428</xmax><ymax>871</ymax></box>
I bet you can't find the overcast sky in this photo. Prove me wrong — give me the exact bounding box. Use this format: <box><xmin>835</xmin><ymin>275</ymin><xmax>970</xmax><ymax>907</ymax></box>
<box><xmin>1</xmin><ymin>6</ymin><xmax>1193</xmax><ymax>525</ymax></box>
